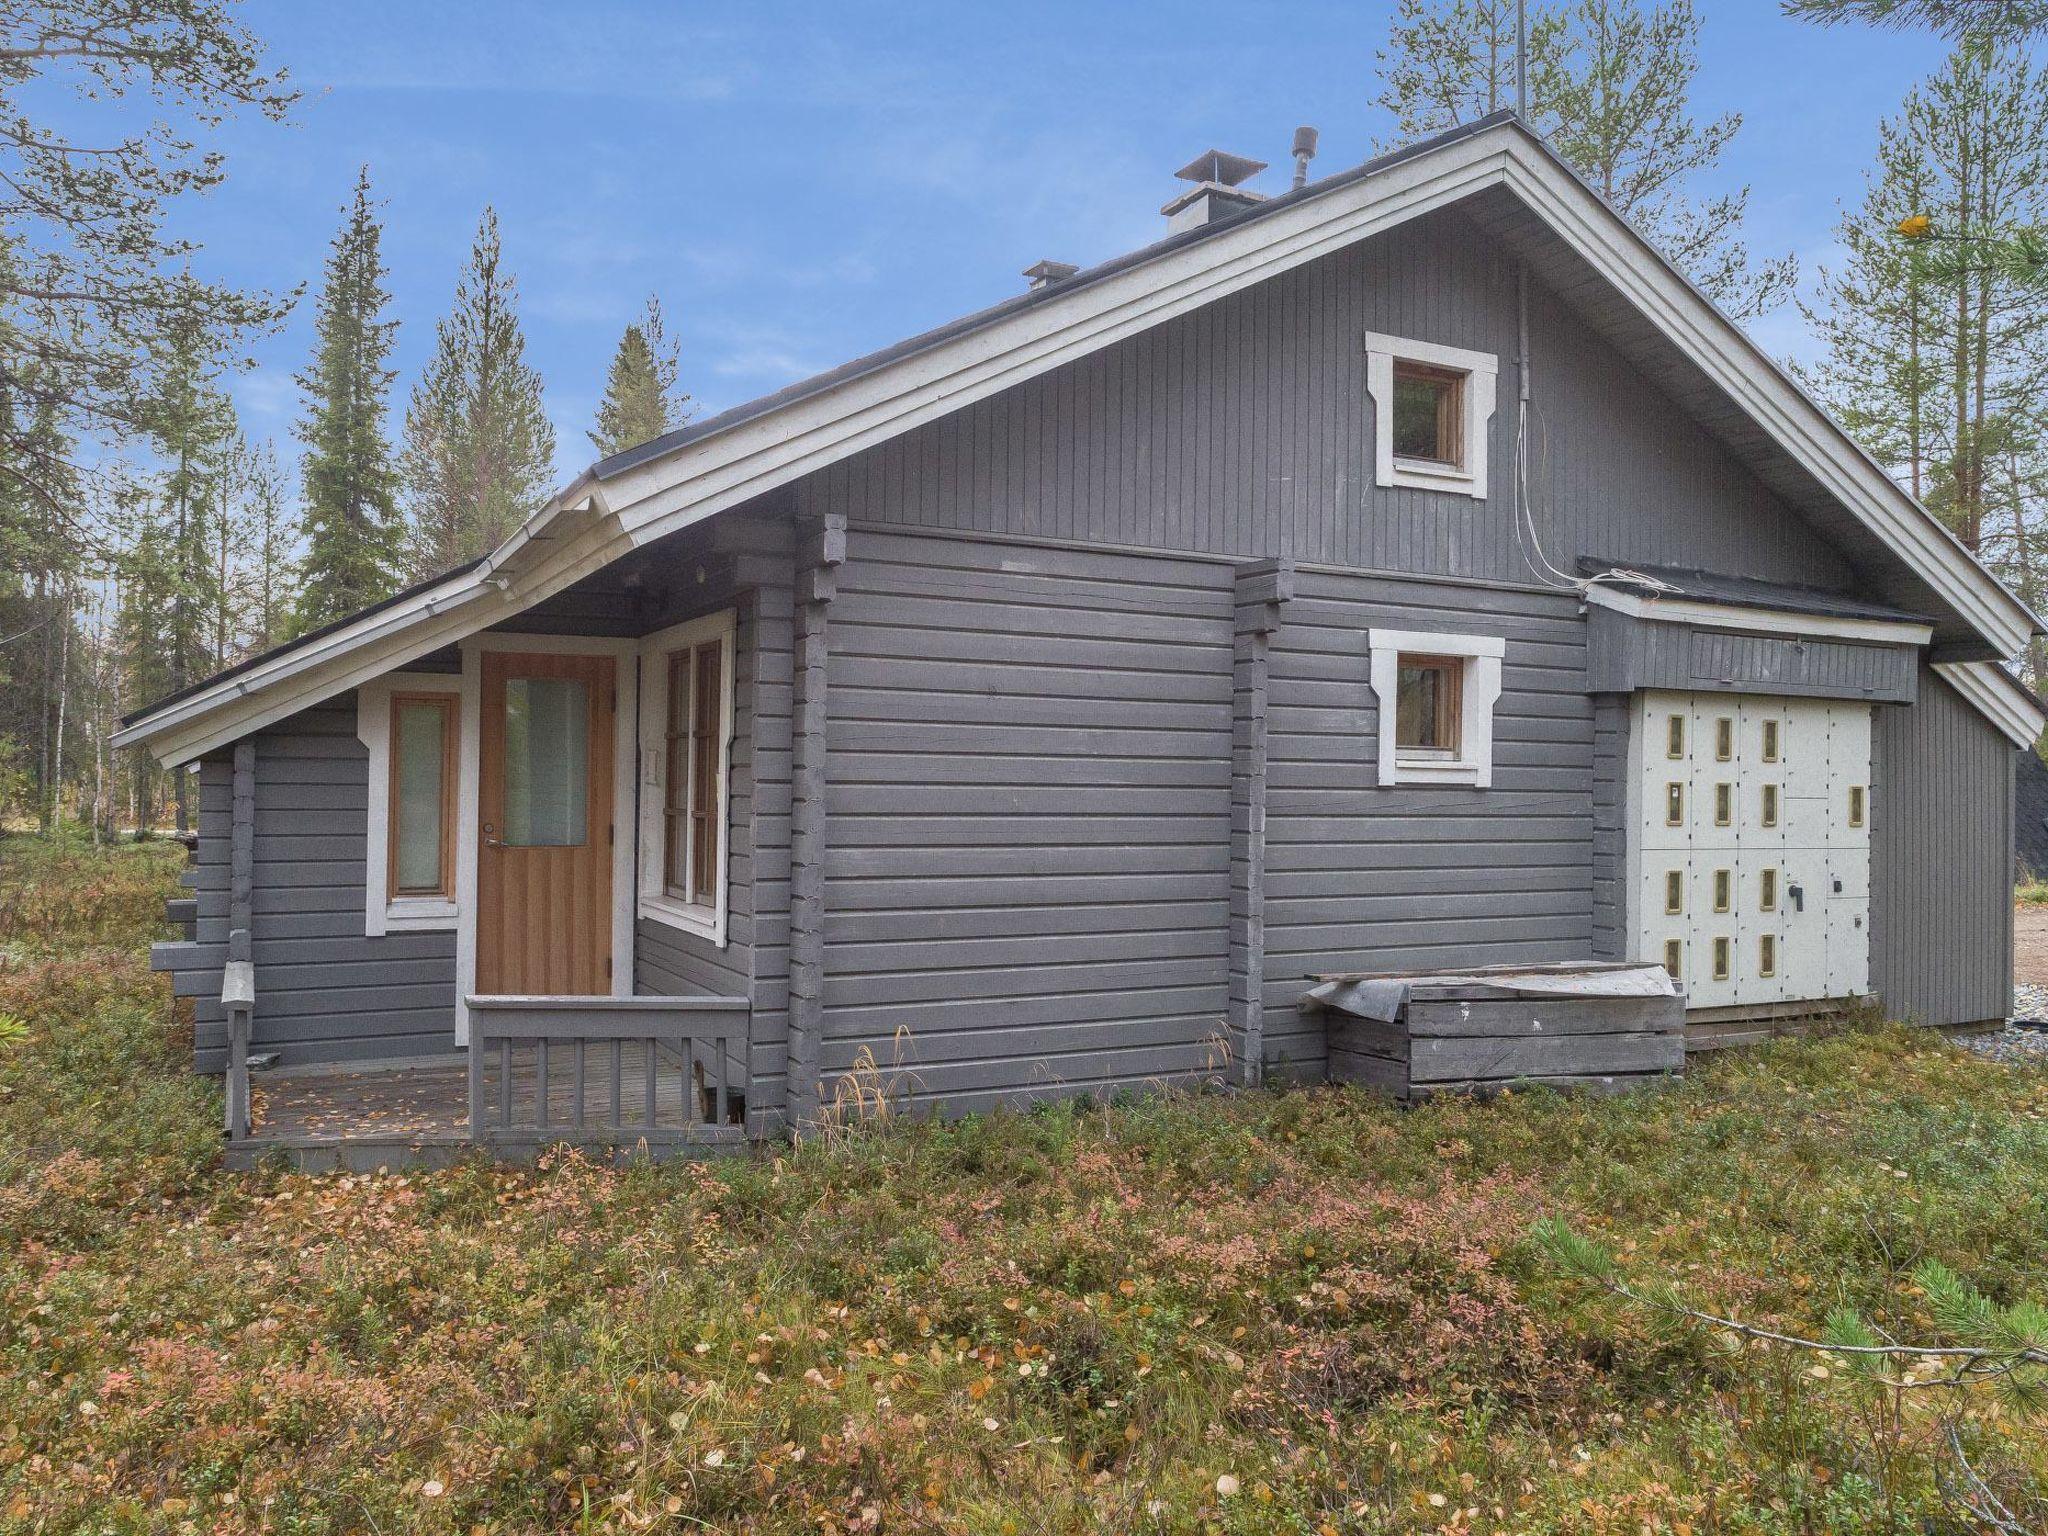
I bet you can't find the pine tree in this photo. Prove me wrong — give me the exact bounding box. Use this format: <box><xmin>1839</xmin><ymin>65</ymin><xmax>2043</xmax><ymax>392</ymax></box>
<box><xmin>401</xmin><ymin>207</ymin><xmax>556</xmax><ymax>577</ymax></box>
<box><xmin>1374</xmin><ymin>0</ymin><xmax>1795</xmax><ymax>318</ymax></box>
<box><xmin>1801</xmin><ymin>42</ymin><xmax>2048</xmax><ymax>678</ymax></box>
<box><xmin>293</xmin><ymin>169</ymin><xmax>403</xmax><ymax>634</ymax></box>
<box><xmin>1375</xmin><ymin>0</ymin><xmax>1568</xmax><ymax>134</ymax></box>
<box><xmin>589</xmin><ymin>296</ymin><xmax>692</xmax><ymax>457</ymax></box>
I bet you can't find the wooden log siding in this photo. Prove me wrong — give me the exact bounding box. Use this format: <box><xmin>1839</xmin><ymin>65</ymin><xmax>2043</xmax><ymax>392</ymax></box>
<box><xmin>1259</xmin><ymin>569</ymin><xmax>1595</xmax><ymax>1081</ymax></box>
<box><xmin>170</xmin><ymin>698</ymin><xmax>460</xmax><ymax>1072</ymax></box>
<box><xmin>821</xmin><ymin>528</ymin><xmax>1235</xmax><ymax>1114</ymax></box>
<box><xmin>1229</xmin><ymin>558</ymin><xmax>1293</xmax><ymax>1086</ymax></box>
<box><xmin>1589</xmin><ymin>695</ymin><xmax>1631</xmax><ymax>963</ymax></box>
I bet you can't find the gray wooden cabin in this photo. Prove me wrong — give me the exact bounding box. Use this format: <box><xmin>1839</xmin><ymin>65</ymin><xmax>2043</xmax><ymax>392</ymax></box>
<box><xmin>121</xmin><ymin>115</ymin><xmax>2045</xmax><ymax>1161</ymax></box>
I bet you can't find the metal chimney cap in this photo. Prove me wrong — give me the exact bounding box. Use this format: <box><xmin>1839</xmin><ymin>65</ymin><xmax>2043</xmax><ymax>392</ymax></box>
<box><xmin>1173</xmin><ymin>149</ymin><xmax>1267</xmax><ymax>187</ymax></box>
<box><xmin>1022</xmin><ymin>259</ymin><xmax>1080</xmax><ymax>290</ymax></box>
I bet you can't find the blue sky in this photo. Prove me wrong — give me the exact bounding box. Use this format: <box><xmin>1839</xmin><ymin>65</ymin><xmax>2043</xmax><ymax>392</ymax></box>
<box><xmin>172</xmin><ymin>0</ymin><xmax>1974</xmax><ymax>483</ymax></box>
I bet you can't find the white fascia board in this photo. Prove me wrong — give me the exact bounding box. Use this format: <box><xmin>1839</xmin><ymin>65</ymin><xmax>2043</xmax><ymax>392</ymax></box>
<box><xmin>1933</xmin><ymin>661</ymin><xmax>2048</xmax><ymax>750</ymax></box>
<box><xmin>1496</xmin><ymin>139</ymin><xmax>2037</xmax><ymax>659</ymax></box>
<box><xmin>1582</xmin><ymin>584</ymin><xmax>1935</xmax><ymax>647</ymax></box>
<box><xmin>124</xmin><ymin>511</ymin><xmax>637</xmax><ymax>766</ymax></box>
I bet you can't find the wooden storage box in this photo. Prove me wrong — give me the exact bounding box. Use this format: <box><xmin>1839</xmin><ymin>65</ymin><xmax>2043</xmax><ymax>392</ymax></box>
<box><xmin>1311</xmin><ymin>962</ymin><xmax>1685</xmax><ymax>1101</ymax></box>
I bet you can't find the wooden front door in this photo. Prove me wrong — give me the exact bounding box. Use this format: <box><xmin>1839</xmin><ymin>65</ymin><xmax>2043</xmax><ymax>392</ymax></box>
<box><xmin>477</xmin><ymin>652</ymin><xmax>616</xmax><ymax>995</ymax></box>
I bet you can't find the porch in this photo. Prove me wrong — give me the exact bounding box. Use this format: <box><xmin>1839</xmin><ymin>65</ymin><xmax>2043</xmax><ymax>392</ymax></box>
<box><xmin>223</xmin><ymin>993</ymin><xmax>752</xmax><ymax>1171</ymax></box>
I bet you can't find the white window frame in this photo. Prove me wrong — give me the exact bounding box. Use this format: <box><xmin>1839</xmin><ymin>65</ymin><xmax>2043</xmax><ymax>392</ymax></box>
<box><xmin>355</xmin><ymin>670</ymin><xmax>464</xmax><ymax>935</ymax></box>
<box><xmin>1367</xmin><ymin>628</ymin><xmax>1507</xmax><ymax>787</ymax></box>
<box><xmin>636</xmin><ymin>610</ymin><xmax>736</xmax><ymax>946</ymax></box>
<box><xmin>1365</xmin><ymin>332</ymin><xmax>1499</xmax><ymax>500</ymax></box>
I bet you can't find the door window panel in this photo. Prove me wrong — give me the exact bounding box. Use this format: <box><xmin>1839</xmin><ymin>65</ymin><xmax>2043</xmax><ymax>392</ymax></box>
<box><xmin>502</xmin><ymin>678</ymin><xmax>589</xmax><ymax>846</ymax></box>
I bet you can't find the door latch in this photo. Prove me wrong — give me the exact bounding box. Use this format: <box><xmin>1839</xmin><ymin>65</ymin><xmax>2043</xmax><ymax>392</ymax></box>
<box><xmin>1788</xmin><ymin>882</ymin><xmax>1805</xmax><ymax>912</ymax></box>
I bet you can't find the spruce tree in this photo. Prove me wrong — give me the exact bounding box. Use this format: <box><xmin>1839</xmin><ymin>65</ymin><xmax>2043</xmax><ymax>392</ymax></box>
<box><xmin>1374</xmin><ymin>0</ymin><xmax>1795</xmax><ymax>317</ymax></box>
<box><xmin>589</xmin><ymin>296</ymin><xmax>692</xmax><ymax>457</ymax></box>
<box><xmin>293</xmin><ymin>169</ymin><xmax>403</xmax><ymax>634</ymax></box>
<box><xmin>143</xmin><ymin>295</ymin><xmax>238</xmax><ymax>831</ymax></box>
<box><xmin>401</xmin><ymin>207</ymin><xmax>556</xmax><ymax>577</ymax></box>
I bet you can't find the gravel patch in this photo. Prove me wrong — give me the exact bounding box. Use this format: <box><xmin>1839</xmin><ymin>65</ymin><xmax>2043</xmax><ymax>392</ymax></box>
<box><xmin>1953</xmin><ymin>981</ymin><xmax>2048</xmax><ymax>1064</ymax></box>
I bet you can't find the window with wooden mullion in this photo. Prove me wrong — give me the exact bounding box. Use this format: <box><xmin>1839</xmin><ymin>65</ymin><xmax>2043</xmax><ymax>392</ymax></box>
<box><xmin>689</xmin><ymin>641</ymin><xmax>722</xmax><ymax>904</ymax></box>
<box><xmin>662</xmin><ymin>642</ymin><xmax>725</xmax><ymax>907</ymax></box>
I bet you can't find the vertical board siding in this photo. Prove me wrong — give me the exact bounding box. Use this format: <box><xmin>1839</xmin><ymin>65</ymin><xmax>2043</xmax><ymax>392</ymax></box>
<box><xmin>1871</xmin><ymin>667</ymin><xmax>2015</xmax><ymax>1027</ymax></box>
<box><xmin>796</xmin><ymin>207</ymin><xmax>1852</xmax><ymax>593</ymax></box>
<box><xmin>185</xmin><ymin>697</ymin><xmax>457</xmax><ymax>1072</ymax></box>
<box><xmin>1259</xmin><ymin>571</ymin><xmax>1596</xmax><ymax>1078</ymax></box>
<box><xmin>822</xmin><ymin>528</ymin><xmax>1237</xmax><ymax>1113</ymax></box>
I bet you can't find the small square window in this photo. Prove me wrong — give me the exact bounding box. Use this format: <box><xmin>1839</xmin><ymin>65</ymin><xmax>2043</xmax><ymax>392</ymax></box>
<box><xmin>1666</xmin><ymin>714</ymin><xmax>1685</xmax><ymax>759</ymax></box>
<box><xmin>1715</xmin><ymin>718</ymin><xmax>1733</xmax><ymax>761</ymax></box>
<box><xmin>1848</xmin><ymin>785</ymin><xmax>1866</xmax><ymax>829</ymax></box>
<box><xmin>1712</xmin><ymin>869</ymin><xmax>1731</xmax><ymax>912</ymax></box>
<box><xmin>1759</xmin><ymin>868</ymin><xmax>1778</xmax><ymax>912</ymax></box>
<box><xmin>1759</xmin><ymin>933</ymin><xmax>1777</xmax><ymax>978</ymax></box>
<box><xmin>1395</xmin><ymin>656</ymin><xmax>1463</xmax><ymax>758</ymax></box>
<box><xmin>1664</xmin><ymin>870</ymin><xmax>1683</xmax><ymax>915</ymax></box>
<box><xmin>1390</xmin><ymin>360</ymin><xmax>1467</xmax><ymax>467</ymax></box>
<box><xmin>1368</xmin><ymin>629</ymin><xmax>1504</xmax><ymax>787</ymax></box>
<box><xmin>1761</xmin><ymin>784</ymin><xmax>1780</xmax><ymax>828</ymax></box>
<box><xmin>1368</xmin><ymin>333</ymin><xmax>1498</xmax><ymax>498</ymax></box>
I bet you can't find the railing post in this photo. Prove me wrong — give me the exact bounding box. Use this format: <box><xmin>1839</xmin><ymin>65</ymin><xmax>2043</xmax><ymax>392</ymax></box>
<box><xmin>466</xmin><ymin>1028</ymin><xmax>484</xmax><ymax>1142</ymax></box>
<box><xmin>224</xmin><ymin>998</ymin><xmax>251</xmax><ymax>1141</ymax></box>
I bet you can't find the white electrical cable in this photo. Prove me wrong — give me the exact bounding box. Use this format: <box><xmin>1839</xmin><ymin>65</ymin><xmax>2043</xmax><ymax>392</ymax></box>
<box><xmin>1513</xmin><ymin>265</ymin><xmax>1685</xmax><ymax>602</ymax></box>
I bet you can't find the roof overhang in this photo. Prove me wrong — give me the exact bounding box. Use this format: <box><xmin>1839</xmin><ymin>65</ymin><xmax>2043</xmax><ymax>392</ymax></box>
<box><xmin>1582</xmin><ymin>583</ymin><xmax>1935</xmax><ymax>647</ymax></box>
<box><xmin>1934</xmin><ymin>662</ymin><xmax>2048</xmax><ymax>750</ymax></box>
<box><xmin>116</xmin><ymin>115</ymin><xmax>2040</xmax><ymax>766</ymax></box>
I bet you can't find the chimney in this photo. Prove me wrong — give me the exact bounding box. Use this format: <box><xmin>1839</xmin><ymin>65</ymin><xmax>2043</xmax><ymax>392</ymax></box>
<box><xmin>1023</xmin><ymin>258</ymin><xmax>1079</xmax><ymax>292</ymax></box>
<box><xmin>1162</xmin><ymin>149</ymin><xmax>1267</xmax><ymax>233</ymax></box>
<box><xmin>1291</xmin><ymin>126</ymin><xmax>1319</xmax><ymax>190</ymax></box>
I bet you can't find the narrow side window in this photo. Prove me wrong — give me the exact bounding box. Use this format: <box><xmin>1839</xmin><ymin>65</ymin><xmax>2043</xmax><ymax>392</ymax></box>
<box><xmin>390</xmin><ymin>694</ymin><xmax>455</xmax><ymax>899</ymax></box>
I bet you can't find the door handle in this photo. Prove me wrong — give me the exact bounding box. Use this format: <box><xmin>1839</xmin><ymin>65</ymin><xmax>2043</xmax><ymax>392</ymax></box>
<box><xmin>483</xmin><ymin>823</ymin><xmax>504</xmax><ymax>849</ymax></box>
<box><xmin>1788</xmin><ymin>883</ymin><xmax>1804</xmax><ymax>912</ymax></box>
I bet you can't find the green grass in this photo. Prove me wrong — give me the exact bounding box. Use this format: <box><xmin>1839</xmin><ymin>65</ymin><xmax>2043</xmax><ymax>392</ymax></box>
<box><xmin>1</xmin><ymin>834</ymin><xmax>2044</xmax><ymax>1534</ymax></box>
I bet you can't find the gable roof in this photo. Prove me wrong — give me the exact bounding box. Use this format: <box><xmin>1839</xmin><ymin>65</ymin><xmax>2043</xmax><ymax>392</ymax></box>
<box><xmin>115</xmin><ymin>112</ymin><xmax>2041</xmax><ymax>767</ymax></box>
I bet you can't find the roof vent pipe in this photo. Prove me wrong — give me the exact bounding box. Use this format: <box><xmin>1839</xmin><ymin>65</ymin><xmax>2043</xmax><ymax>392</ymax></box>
<box><xmin>1023</xmin><ymin>259</ymin><xmax>1079</xmax><ymax>292</ymax></box>
<box><xmin>1161</xmin><ymin>149</ymin><xmax>1268</xmax><ymax>232</ymax></box>
<box><xmin>1291</xmin><ymin>126</ymin><xmax>1319</xmax><ymax>189</ymax></box>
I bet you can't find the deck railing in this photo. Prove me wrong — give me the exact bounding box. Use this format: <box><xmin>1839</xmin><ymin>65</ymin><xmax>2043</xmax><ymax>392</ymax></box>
<box><xmin>464</xmin><ymin>995</ymin><xmax>751</xmax><ymax>1153</ymax></box>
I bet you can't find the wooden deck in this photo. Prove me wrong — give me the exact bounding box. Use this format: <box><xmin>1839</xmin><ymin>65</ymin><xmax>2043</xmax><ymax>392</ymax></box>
<box><xmin>234</xmin><ymin>1052</ymin><xmax>745</xmax><ymax>1172</ymax></box>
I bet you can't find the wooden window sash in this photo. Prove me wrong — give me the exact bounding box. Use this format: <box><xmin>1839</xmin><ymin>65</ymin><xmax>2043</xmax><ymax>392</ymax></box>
<box><xmin>1391</xmin><ymin>359</ymin><xmax>1467</xmax><ymax>468</ymax></box>
<box><xmin>388</xmin><ymin>692</ymin><xmax>456</xmax><ymax>900</ymax></box>
<box><xmin>1395</xmin><ymin>655</ymin><xmax>1464</xmax><ymax>758</ymax></box>
<box><xmin>658</xmin><ymin>638</ymin><xmax>728</xmax><ymax>910</ymax></box>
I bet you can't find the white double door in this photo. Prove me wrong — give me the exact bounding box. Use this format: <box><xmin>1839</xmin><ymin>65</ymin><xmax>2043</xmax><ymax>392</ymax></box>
<box><xmin>1631</xmin><ymin>691</ymin><xmax>1871</xmax><ymax>1010</ymax></box>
